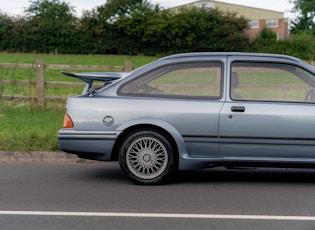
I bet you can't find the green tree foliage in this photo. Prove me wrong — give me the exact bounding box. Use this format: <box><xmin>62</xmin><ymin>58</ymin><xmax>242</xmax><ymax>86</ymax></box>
<box><xmin>6</xmin><ymin>0</ymin><xmax>315</xmax><ymax>58</ymax></box>
<box><xmin>97</xmin><ymin>0</ymin><xmax>143</xmax><ymax>22</ymax></box>
<box><xmin>96</xmin><ymin>0</ymin><xmax>150</xmax><ymax>54</ymax></box>
<box><xmin>290</xmin><ymin>0</ymin><xmax>315</xmax><ymax>33</ymax></box>
<box><xmin>250</xmin><ymin>28</ymin><xmax>278</xmax><ymax>53</ymax></box>
<box><xmin>25</xmin><ymin>0</ymin><xmax>78</xmax><ymax>53</ymax></box>
<box><xmin>249</xmin><ymin>28</ymin><xmax>315</xmax><ymax>60</ymax></box>
<box><xmin>0</xmin><ymin>13</ymin><xmax>14</xmax><ymax>51</ymax></box>
<box><xmin>77</xmin><ymin>10</ymin><xmax>102</xmax><ymax>54</ymax></box>
<box><xmin>291</xmin><ymin>0</ymin><xmax>315</xmax><ymax>18</ymax></box>
<box><xmin>0</xmin><ymin>1</ymin><xmax>250</xmax><ymax>55</ymax></box>
<box><xmin>113</xmin><ymin>5</ymin><xmax>249</xmax><ymax>54</ymax></box>
<box><xmin>171</xmin><ymin>8</ymin><xmax>249</xmax><ymax>52</ymax></box>
<box><xmin>1</xmin><ymin>0</ymin><xmax>251</xmax><ymax>55</ymax></box>
<box><xmin>291</xmin><ymin>14</ymin><xmax>314</xmax><ymax>33</ymax></box>
<box><xmin>288</xmin><ymin>31</ymin><xmax>315</xmax><ymax>60</ymax></box>
<box><xmin>113</xmin><ymin>1</ymin><xmax>169</xmax><ymax>54</ymax></box>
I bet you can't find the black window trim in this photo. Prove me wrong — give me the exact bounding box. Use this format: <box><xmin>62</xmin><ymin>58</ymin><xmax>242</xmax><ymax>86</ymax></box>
<box><xmin>230</xmin><ymin>60</ymin><xmax>315</xmax><ymax>103</ymax></box>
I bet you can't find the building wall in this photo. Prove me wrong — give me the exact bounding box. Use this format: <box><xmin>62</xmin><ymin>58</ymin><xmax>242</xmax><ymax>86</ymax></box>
<box><xmin>246</xmin><ymin>18</ymin><xmax>289</xmax><ymax>40</ymax></box>
<box><xmin>176</xmin><ymin>0</ymin><xmax>289</xmax><ymax>40</ymax></box>
<box><xmin>204</xmin><ymin>1</ymin><xmax>283</xmax><ymax>20</ymax></box>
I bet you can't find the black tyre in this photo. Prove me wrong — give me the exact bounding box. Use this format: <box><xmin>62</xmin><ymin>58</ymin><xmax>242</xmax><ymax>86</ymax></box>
<box><xmin>119</xmin><ymin>129</ymin><xmax>177</xmax><ymax>185</ymax></box>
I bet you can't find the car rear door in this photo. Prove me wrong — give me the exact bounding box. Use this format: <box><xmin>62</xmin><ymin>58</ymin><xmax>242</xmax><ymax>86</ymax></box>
<box><xmin>219</xmin><ymin>56</ymin><xmax>315</xmax><ymax>163</ymax></box>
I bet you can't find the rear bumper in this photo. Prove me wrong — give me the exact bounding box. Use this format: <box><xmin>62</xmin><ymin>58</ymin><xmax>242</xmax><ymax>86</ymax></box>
<box><xmin>57</xmin><ymin>129</ymin><xmax>121</xmax><ymax>161</ymax></box>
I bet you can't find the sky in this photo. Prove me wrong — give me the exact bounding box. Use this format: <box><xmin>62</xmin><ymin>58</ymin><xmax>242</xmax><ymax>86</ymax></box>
<box><xmin>1</xmin><ymin>0</ymin><xmax>295</xmax><ymax>19</ymax></box>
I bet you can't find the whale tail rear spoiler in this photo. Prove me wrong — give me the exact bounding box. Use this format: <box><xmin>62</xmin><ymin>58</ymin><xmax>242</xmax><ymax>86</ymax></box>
<box><xmin>62</xmin><ymin>71</ymin><xmax>130</xmax><ymax>95</ymax></box>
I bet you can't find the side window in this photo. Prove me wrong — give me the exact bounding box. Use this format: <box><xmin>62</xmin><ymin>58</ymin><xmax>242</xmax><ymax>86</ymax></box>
<box><xmin>231</xmin><ymin>62</ymin><xmax>315</xmax><ymax>103</ymax></box>
<box><xmin>119</xmin><ymin>62</ymin><xmax>222</xmax><ymax>99</ymax></box>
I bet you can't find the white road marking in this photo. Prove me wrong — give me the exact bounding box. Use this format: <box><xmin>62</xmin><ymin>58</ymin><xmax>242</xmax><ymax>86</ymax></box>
<box><xmin>0</xmin><ymin>211</ymin><xmax>315</xmax><ymax>221</ymax></box>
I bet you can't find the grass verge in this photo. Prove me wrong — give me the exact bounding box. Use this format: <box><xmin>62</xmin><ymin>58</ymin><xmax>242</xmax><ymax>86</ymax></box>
<box><xmin>0</xmin><ymin>101</ymin><xmax>64</xmax><ymax>151</ymax></box>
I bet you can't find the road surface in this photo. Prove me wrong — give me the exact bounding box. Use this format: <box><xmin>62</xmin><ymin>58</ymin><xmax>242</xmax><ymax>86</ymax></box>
<box><xmin>1</xmin><ymin>162</ymin><xmax>315</xmax><ymax>229</ymax></box>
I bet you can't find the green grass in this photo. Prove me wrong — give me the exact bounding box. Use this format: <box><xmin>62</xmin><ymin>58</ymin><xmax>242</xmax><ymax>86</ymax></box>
<box><xmin>0</xmin><ymin>101</ymin><xmax>64</xmax><ymax>151</ymax></box>
<box><xmin>0</xmin><ymin>52</ymin><xmax>159</xmax><ymax>67</ymax></box>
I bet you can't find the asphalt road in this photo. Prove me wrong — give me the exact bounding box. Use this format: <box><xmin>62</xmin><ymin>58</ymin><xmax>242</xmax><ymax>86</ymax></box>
<box><xmin>1</xmin><ymin>162</ymin><xmax>315</xmax><ymax>230</ymax></box>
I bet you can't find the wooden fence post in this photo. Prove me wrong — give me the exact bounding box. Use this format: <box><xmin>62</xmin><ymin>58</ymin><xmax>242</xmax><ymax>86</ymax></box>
<box><xmin>124</xmin><ymin>61</ymin><xmax>133</xmax><ymax>72</ymax></box>
<box><xmin>36</xmin><ymin>59</ymin><xmax>45</xmax><ymax>107</ymax></box>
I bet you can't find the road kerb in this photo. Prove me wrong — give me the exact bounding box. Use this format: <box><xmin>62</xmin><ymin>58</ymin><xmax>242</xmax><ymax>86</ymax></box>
<box><xmin>0</xmin><ymin>151</ymin><xmax>87</xmax><ymax>163</ymax></box>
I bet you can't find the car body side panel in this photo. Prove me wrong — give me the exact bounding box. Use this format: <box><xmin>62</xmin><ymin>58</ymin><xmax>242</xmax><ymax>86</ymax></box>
<box><xmin>116</xmin><ymin>117</ymin><xmax>224</xmax><ymax>170</ymax></box>
<box><xmin>59</xmin><ymin>96</ymin><xmax>224</xmax><ymax>168</ymax></box>
<box><xmin>219</xmin><ymin>102</ymin><xmax>315</xmax><ymax>161</ymax></box>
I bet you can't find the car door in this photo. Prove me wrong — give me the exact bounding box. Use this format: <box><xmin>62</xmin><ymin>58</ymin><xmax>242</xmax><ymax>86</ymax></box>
<box><xmin>219</xmin><ymin>57</ymin><xmax>315</xmax><ymax>163</ymax></box>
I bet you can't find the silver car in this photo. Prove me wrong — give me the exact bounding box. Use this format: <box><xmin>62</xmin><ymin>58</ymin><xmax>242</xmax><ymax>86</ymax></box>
<box><xmin>58</xmin><ymin>52</ymin><xmax>315</xmax><ymax>184</ymax></box>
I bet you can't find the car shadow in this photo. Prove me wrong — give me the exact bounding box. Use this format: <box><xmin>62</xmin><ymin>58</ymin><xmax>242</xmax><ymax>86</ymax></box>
<box><xmin>80</xmin><ymin>163</ymin><xmax>315</xmax><ymax>185</ymax></box>
<box><xmin>75</xmin><ymin>162</ymin><xmax>128</xmax><ymax>184</ymax></box>
<box><xmin>174</xmin><ymin>167</ymin><xmax>315</xmax><ymax>184</ymax></box>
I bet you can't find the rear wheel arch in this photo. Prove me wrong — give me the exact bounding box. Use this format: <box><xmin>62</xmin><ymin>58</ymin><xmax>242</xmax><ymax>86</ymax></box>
<box><xmin>111</xmin><ymin>124</ymin><xmax>179</xmax><ymax>163</ymax></box>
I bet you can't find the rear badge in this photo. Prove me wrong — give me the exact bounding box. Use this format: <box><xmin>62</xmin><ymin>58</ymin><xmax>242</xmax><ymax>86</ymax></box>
<box><xmin>103</xmin><ymin>116</ymin><xmax>114</xmax><ymax>127</ymax></box>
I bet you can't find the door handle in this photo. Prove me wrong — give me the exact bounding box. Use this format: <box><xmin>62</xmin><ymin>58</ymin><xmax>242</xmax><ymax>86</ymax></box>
<box><xmin>231</xmin><ymin>106</ymin><xmax>245</xmax><ymax>112</ymax></box>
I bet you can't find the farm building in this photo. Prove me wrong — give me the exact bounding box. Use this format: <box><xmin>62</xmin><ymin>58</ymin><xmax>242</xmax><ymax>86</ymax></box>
<box><xmin>171</xmin><ymin>0</ymin><xmax>289</xmax><ymax>40</ymax></box>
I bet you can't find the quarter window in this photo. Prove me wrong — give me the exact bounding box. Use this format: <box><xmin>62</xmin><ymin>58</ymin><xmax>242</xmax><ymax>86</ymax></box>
<box><xmin>231</xmin><ymin>62</ymin><xmax>315</xmax><ymax>103</ymax></box>
<box><xmin>119</xmin><ymin>62</ymin><xmax>222</xmax><ymax>99</ymax></box>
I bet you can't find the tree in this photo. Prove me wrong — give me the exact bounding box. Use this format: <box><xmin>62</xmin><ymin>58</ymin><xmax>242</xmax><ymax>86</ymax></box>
<box><xmin>291</xmin><ymin>0</ymin><xmax>315</xmax><ymax>17</ymax></box>
<box><xmin>25</xmin><ymin>0</ymin><xmax>78</xmax><ymax>53</ymax></box>
<box><xmin>97</xmin><ymin>0</ymin><xmax>144</xmax><ymax>22</ymax></box>
<box><xmin>161</xmin><ymin>8</ymin><xmax>249</xmax><ymax>53</ymax></box>
<box><xmin>77</xmin><ymin>10</ymin><xmax>102</xmax><ymax>54</ymax></box>
<box><xmin>250</xmin><ymin>28</ymin><xmax>278</xmax><ymax>53</ymax></box>
<box><xmin>115</xmin><ymin>1</ymin><xmax>168</xmax><ymax>54</ymax></box>
<box><xmin>0</xmin><ymin>13</ymin><xmax>14</xmax><ymax>51</ymax></box>
<box><xmin>0</xmin><ymin>0</ymin><xmax>252</xmax><ymax>55</ymax></box>
<box><xmin>290</xmin><ymin>0</ymin><xmax>315</xmax><ymax>33</ymax></box>
<box><xmin>95</xmin><ymin>0</ymin><xmax>150</xmax><ymax>54</ymax></box>
<box><xmin>113</xmin><ymin>6</ymin><xmax>249</xmax><ymax>55</ymax></box>
<box><xmin>289</xmin><ymin>31</ymin><xmax>315</xmax><ymax>60</ymax></box>
<box><xmin>291</xmin><ymin>14</ymin><xmax>314</xmax><ymax>33</ymax></box>
<box><xmin>215</xmin><ymin>11</ymin><xmax>249</xmax><ymax>51</ymax></box>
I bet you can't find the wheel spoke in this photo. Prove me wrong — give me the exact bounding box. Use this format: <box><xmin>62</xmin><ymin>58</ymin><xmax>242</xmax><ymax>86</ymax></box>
<box><xmin>126</xmin><ymin>136</ymin><xmax>169</xmax><ymax>180</ymax></box>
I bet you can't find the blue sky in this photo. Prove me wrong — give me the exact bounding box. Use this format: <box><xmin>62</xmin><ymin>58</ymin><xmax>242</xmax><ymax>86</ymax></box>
<box><xmin>1</xmin><ymin>0</ymin><xmax>294</xmax><ymax>18</ymax></box>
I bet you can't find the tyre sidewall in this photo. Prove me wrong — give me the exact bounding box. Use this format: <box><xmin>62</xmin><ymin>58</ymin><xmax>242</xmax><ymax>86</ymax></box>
<box><xmin>119</xmin><ymin>129</ymin><xmax>177</xmax><ymax>185</ymax></box>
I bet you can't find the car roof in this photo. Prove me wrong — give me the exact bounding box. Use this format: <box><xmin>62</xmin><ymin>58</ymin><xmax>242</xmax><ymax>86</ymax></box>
<box><xmin>161</xmin><ymin>52</ymin><xmax>301</xmax><ymax>62</ymax></box>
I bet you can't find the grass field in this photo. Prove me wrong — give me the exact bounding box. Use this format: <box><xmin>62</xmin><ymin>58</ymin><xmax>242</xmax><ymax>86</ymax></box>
<box><xmin>0</xmin><ymin>53</ymin><xmax>159</xmax><ymax>151</ymax></box>
<box><xmin>0</xmin><ymin>53</ymin><xmax>159</xmax><ymax>67</ymax></box>
<box><xmin>0</xmin><ymin>101</ymin><xmax>64</xmax><ymax>151</ymax></box>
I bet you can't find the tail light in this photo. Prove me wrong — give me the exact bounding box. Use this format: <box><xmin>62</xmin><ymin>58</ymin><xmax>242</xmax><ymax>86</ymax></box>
<box><xmin>63</xmin><ymin>113</ymin><xmax>74</xmax><ymax>128</ymax></box>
